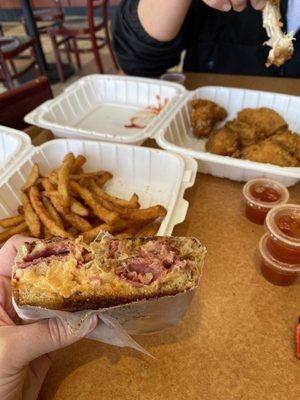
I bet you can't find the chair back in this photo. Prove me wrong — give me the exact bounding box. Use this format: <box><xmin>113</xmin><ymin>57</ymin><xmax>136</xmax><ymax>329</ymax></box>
<box><xmin>87</xmin><ymin>0</ymin><xmax>108</xmax><ymax>30</ymax></box>
<box><xmin>0</xmin><ymin>76</ymin><xmax>53</xmax><ymax>130</ymax></box>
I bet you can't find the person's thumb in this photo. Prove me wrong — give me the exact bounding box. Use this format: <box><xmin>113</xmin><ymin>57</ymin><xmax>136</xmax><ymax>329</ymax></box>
<box><xmin>14</xmin><ymin>314</ymin><xmax>98</xmax><ymax>366</ymax></box>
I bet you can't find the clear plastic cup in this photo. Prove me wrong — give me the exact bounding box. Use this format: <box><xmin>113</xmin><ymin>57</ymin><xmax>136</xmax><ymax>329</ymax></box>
<box><xmin>265</xmin><ymin>204</ymin><xmax>300</xmax><ymax>264</ymax></box>
<box><xmin>242</xmin><ymin>178</ymin><xmax>289</xmax><ymax>225</ymax></box>
<box><xmin>160</xmin><ymin>72</ymin><xmax>186</xmax><ymax>84</ymax></box>
<box><xmin>259</xmin><ymin>233</ymin><xmax>300</xmax><ymax>286</ymax></box>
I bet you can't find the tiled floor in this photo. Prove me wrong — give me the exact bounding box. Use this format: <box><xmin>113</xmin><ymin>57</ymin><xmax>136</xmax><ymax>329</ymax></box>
<box><xmin>1</xmin><ymin>21</ymin><xmax>118</xmax><ymax>96</ymax></box>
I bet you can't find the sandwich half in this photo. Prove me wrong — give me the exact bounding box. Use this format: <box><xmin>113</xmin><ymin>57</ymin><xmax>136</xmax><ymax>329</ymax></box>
<box><xmin>12</xmin><ymin>235</ymin><xmax>206</xmax><ymax>311</ymax></box>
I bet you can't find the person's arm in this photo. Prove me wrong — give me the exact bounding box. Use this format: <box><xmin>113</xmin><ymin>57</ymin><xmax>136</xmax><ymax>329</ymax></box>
<box><xmin>137</xmin><ymin>0</ymin><xmax>192</xmax><ymax>42</ymax></box>
<box><xmin>112</xmin><ymin>0</ymin><xmax>189</xmax><ymax>77</ymax></box>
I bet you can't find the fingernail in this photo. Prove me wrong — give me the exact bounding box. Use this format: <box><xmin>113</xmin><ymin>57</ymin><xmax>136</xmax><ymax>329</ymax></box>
<box><xmin>253</xmin><ymin>0</ymin><xmax>266</xmax><ymax>9</ymax></box>
<box><xmin>222</xmin><ymin>3</ymin><xmax>232</xmax><ymax>11</ymax></box>
<box><xmin>79</xmin><ymin>315</ymin><xmax>98</xmax><ymax>336</ymax></box>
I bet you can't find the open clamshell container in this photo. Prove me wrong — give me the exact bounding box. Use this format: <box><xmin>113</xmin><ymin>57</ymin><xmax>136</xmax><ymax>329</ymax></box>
<box><xmin>0</xmin><ymin>126</ymin><xmax>197</xmax><ymax>239</ymax></box>
<box><xmin>25</xmin><ymin>79</ymin><xmax>300</xmax><ymax>186</ymax></box>
<box><xmin>156</xmin><ymin>86</ymin><xmax>300</xmax><ymax>187</ymax></box>
<box><xmin>24</xmin><ymin>74</ymin><xmax>186</xmax><ymax>145</ymax></box>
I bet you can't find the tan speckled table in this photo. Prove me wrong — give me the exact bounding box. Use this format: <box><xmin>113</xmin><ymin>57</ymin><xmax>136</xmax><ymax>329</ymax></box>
<box><xmin>39</xmin><ymin>74</ymin><xmax>300</xmax><ymax>400</ymax></box>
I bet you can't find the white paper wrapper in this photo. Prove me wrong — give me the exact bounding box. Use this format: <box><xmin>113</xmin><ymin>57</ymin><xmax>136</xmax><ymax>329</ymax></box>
<box><xmin>13</xmin><ymin>288</ymin><xmax>197</xmax><ymax>357</ymax></box>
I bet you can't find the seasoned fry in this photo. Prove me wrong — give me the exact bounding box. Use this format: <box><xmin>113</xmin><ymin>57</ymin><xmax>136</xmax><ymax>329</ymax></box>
<box><xmin>135</xmin><ymin>222</ymin><xmax>161</xmax><ymax>237</ymax></box>
<box><xmin>42</xmin><ymin>196</ymin><xmax>64</xmax><ymax>229</ymax></box>
<box><xmin>58</xmin><ymin>153</ymin><xmax>74</xmax><ymax>208</ymax></box>
<box><xmin>67</xmin><ymin>226</ymin><xmax>79</xmax><ymax>236</ymax></box>
<box><xmin>70</xmin><ymin>171</ymin><xmax>109</xmax><ymax>181</ymax></box>
<box><xmin>22</xmin><ymin>163</ymin><xmax>40</xmax><ymax>191</ymax></box>
<box><xmin>70</xmin><ymin>197</ymin><xmax>89</xmax><ymax>217</ymax></box>
<box><xmin>0</xmin><ymin>214</ymin><xmax>25</xmax><ymax>228</ymax></box>
<box><xmin>70</xmin><ymin>181</ymin><xmax>119</xmax><ymax>225</ymax></box>
<box><xmin>41</xmin><ymin>177</ymin><xmax>56</xmax><ymax>192</ymax></box>
<box><xmin>71</xmin><ymin>155</ymin><xmax>87</xmax><ymax>173</ymax></box>
<box><xmin>95</xmin><ymin>172</ymin><xmax>113</xmax><ymax>187</ymax></box>
<box><xmin>89</xmin><ymin>181</ymin><xmax>140</xmax><ymax>209</ymax></box>
<box><xmin>0</xmin><ymin>221</ymin><xmax>28</xmax><ymax>243</ymax></box>
<box><xmin>64</xmin><ymin>213</ymin><xmax>92</xmax><ymax>233</ymax></box>
<box><xmin>82</xmin><ymin>220</ymin><xmax>132</xmax><ymax>242</ymax></box>
<box><xmin>29</xmin><ymin>186</ymin><xmax>73</xmax><ymax>239</ymax></box>
<box><xmin>43</xmin><ymin>226</ymin><xmax>52</xmax><ymax>239</ymax></box>
<box><xmin>21</xmin><ymin>192</ymin><xmax>41</xmax><ymax>238</ymax></box>
<box><xmin>18</xmin><ymin>206</ymin><xmax>24</xmax><ymax>215</ymax></box>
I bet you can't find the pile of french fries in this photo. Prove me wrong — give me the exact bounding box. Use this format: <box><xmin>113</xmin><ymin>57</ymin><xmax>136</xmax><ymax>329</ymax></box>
<box><xmin>0</xmin><ymin>153</ymin><xmax>167</xmax><ymax>244</ymax></box>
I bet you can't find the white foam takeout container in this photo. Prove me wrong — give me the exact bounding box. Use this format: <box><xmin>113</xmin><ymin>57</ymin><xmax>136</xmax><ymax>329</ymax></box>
<box><xmin>25</xmin><ymin>78</ymin><xmax>300</xmax><ymax>186</ymax></box>
<box><xmin>156</xmin><ymin>86</ymin><xmax>300</xmax><ymax>187</ymax></box>
<box><xmin>24</xmin><ymin>74</ymin><xmax>186</xmax><ymax>146</ymax></box>
<box><xmin>0</xmin><ymin>127</ymin><xmax>197</xmax><ymax>238</ymax></box>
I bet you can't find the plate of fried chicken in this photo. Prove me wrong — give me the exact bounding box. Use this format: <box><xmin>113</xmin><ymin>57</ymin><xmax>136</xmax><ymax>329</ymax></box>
<box><xmin>157</xmin><ymin>86</ymin><xmax>300</xmax><ymax>186</ymax></box>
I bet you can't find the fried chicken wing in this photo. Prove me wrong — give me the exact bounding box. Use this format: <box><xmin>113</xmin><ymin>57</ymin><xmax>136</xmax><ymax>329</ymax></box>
<box><xmin>225</xmin><ymin>119</ymin><xmax>261</xmax><ymax>147</ymax></box>
<box><xmin>263</xmin><ymin>0</ymin><xmax>295</xmax><ymax>68</ymax></box>
<box><xmin>237</xmin><ymin>107</ymin><xmax>287</xmax><ymax>138</ymax></box>
<box><xmin>240</xmin><ymin>140</ymin><xmax>299</xmax><ymax>167</ymax></box>
<box><xmin>190</xmin><ymin>99</ymin><xmax>227</xmax><ymax>137</ymax></box>
<box><xmin>205</xmin><ymin>127</ymin><xmax>239</xmax><ymax>156</ymax></box>
<box><xmin>270</xmin><ymin>130</ymin><xmax>300</xmax><ymax>161</ymax></box>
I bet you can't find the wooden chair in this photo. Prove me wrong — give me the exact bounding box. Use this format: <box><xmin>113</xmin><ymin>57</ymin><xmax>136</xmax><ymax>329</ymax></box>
<box><xmin>21</xmin><ymin>0</ymin><xmax>64</xmax><ymax>35</ymax></box>
<box><xmin>47</xmin><ymin>0</ymin><xmax>119</xmax><ymax>81</ymax></box>
<box><xmin>0</xmin><ymin>76</ymin><xmax>53</xmax><ymax>132</ymax></box>
<box><xmin>0</xmin><ymin>36</ymin><xmax>43</xmax><ymax>90</ymax></box>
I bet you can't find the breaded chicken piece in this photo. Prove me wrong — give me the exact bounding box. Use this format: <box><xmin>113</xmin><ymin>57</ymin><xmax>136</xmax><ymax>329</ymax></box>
<box><xmin>225</xmin><ymin>119</ymin><xmax>261</xmax><ymax>147</ymax></box>
<box><xmin>270</xmin><ymin>130</ymin><xmax>300</xmax><ymax>161</ymax></box>
<box><xmin>205</xmin><ymin>128</ymin><xmax>239</xmax><ymax>156</ymax></box>
<box><xmin>237</xmin><ymin>107</ymin><xmax>287</xmax><ymax>138</ymax></box>
<box><xmin>190</xmin><ymin>99</ymin><xmax>227</xmax><ymax>137</ymax></box>
<box><xmin>240</xmin><ymin>140</ymin><xmax>299</xmax><ymax>167</ymax></box>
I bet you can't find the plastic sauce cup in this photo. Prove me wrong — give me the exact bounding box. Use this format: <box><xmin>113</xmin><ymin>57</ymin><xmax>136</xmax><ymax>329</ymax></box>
<box><xmin>259</xmin><ymin>233</ymin><xmax>300</xmax><ymax>286</ymax></box>
<box><xmin>265</xmin><ymin>204</ymin><xmax>300</xmax><ymax>264</ymax></box>
<box><xmin>160</xmin><ymin>73</ymin><xmax>186</xmax><ymax>84</ymax></box>
<box><xmin>242</xmin><ymin>178</ymin><xmax>289</xmax><ymax>225</ymax></box>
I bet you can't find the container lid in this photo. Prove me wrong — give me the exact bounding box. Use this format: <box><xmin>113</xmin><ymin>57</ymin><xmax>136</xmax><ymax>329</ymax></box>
<box><xmin>0</xmin><ymin>125</ymin><xmax>32</xmax><ymax>184</ymax></box>
<box><xmin>242</xmin><ymin>178</ymin><xmax>290</xmax><ymax>210</ymax></box>
<box><xmin>266</xmin><ymin>204</ymin><xmax>300</xmax><ymax>248</ymax></box>
<box><xmin>24</xmin><ymin>74</ymin><xmax>188</xmax><ymax>144</ymax></box>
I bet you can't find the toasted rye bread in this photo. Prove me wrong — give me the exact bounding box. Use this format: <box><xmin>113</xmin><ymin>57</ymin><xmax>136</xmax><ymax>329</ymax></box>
<box><xmin>12</xmin><ymin>236</ymin><xmax>206</xmax><ymax>311</ymax></box>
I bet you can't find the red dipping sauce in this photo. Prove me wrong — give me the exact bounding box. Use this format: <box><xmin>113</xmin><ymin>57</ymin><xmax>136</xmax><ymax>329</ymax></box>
<box><xmin>265</xmin><ymin>204</ymin><xmax>300</xmax><ymax>264</ymax></box>
<box><xmin>259</xmin><ymin>233</ymin><xmax>299</xmax><ymax>286</ymax></box>
<box><xmin>243</xmin><ymin>179</ymin><xmax>289</xmax><ymax>225</ymax></box>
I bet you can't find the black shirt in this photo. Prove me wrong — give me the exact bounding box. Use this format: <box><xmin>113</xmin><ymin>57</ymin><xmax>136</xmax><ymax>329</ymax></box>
<box><xmin>112</xmin><ymin>0</ymin><xmax>300</xmax><ymax>78</ymax></box>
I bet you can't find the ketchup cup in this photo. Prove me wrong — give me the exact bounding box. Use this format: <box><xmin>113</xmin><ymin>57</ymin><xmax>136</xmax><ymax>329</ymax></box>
<box><xmin>265</xmin><ymin>204</ymin><xmax>300</xmax><ymax>264</ymax></box>
<box><xmin>259</xmin><ymin>233</ymin><xmax>300</xmax><ymax>286</ymax></box>
<box><xmin>242</xmin><ymin>178</ymin><xmax>289</xmax><ymax>225</ymax></box>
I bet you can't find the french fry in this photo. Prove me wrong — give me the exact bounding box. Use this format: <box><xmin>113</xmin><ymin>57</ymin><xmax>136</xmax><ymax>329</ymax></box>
<box><xmin>21</xmin><ymin>192</ymin><xmax>41</xmax><ymax>238</ymax></box>
<box><xmin>89</xmin><ymin>181</ymin><xmax>140</xmax><ymax>209</ymax></box>
<box><xmin>43</xmin><ymin>226</ymin><xmax>52</xmax><ymax>239</ymax></box>
<box><xmin>82</xmin><ymin>220</ymin><xmax>131</xmax><ymax>242</ymax></box>
<box><xmin>95</xmin><ymin>172</ymin><xmax>113</xmax><ymax>188</ymax></box>
<box><xmin>18</xmin><ymin>205</ymin><xmax>24</xmax><ymax>215</ymax></box>
<box><xmin>22</xmin><ymin>163</ymin><xmax>40</xmax><ymax>191</ymax></box>
<box><xmin>70</xmin><ymin>181</ymin><xmax>119</xmax><ymax>225</ymax></box>
<box><xmin>70</xmin><ymin>197</ymin><xmax>89</xmax><ymax>217</ymax></box>
<box><xmin>135</xmin><ymin>222</ymin><xmax>161</xmax><ymax>237</ymax></box>
<box><xmin>71</xmin><ymin>155</ymin><xmax>86</xmax><ymax>174</ymax></box>
<box><xmin>0</xmin><ymin>221</ymin><xmax>28</xmax><ymax>243</ymax></box>
<box><xmin>41</xmin><ymin>177</ymin><xmax>56</xmax><ymax>192</ymax></box>
<box><xmin>67</xmin><ymin>226</ymin><xmax>79</xmax><ymax>236</ymax></box>
<box><xmin>64</xmin><ymin>213</ymin><xmax>92</xmax><ymax>233</ymax></box>
<box><xmin>42</xmin><ymin>196</ymin><xmax>64</xmax><ymax>229</ymax></box>
<box><xmin>58</xmin><ymin>153</ymin><xmax>74</xmax><ymax>208</ymax></box>
<box><xmin>29</xmin><ymin>186</ymin><xmax>73</xmax><ymax>239</ymax></box>
<box><xmin>0</xmin><ymin>214</ymin><xmax>25</xmax><ymax>228</ymax></box>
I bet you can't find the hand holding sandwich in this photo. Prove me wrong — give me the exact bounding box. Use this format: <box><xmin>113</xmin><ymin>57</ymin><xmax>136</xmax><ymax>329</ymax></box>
<box><xmin>0</xmin><ymin>235</ymin><xmax>98</xmax><ymax>400</ymax></box>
